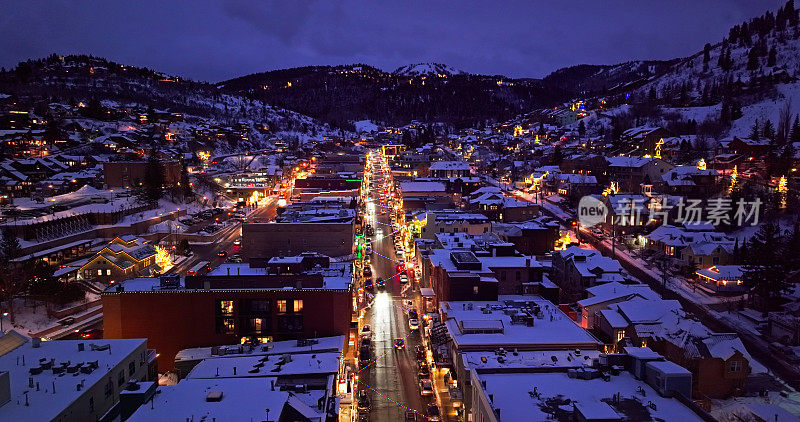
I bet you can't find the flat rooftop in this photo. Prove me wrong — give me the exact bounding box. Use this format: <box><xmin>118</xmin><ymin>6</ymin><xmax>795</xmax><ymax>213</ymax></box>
<box><xmin>462</xmin><ymin>349</ymin><xmax>602</xmax><ymax>371</ymax></box>
<box><xmin>175</xmin><ymin>336</ymin><xmax>344</xmax><ymax>363</ymax></box>
<box><xmin>105</xmin><ymin>262</ymin><xmax>353</xmax><ymax>293</ymax></box>
<box><xmin>0</xmin><ymin>332</ymin><xmax>145</xmax><ymax>421</ymax></box>
<box><xmin>126</xmin><ymin>378</ymin><xmax>292</xmax><ymax>422</ymax></box>
<box><xmin>441</xmin><ymin>296</ymin><xmax>602</xmax><ymax>350</ymax></box>
<box><xmin>477</xmin><ymin>371</ymin><xmax>702</xmax><ymax>422</ymax></box>
<box><xmin>186</xmin><ymin>352</ymin><xmax>340</xmax><ymax>379</ymax></box>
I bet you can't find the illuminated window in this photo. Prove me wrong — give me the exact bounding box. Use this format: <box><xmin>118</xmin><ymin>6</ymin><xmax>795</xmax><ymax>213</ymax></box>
<box><xmin>106</xmin><ymin>269</ymin><xmax>111</xmax><ymax>276</ymax></box>
<box><xmin>294</xmin><ymin>300</ymin><xmax>303</xmax><ymax>312</ymax></box>
<box><xmin>616</xmin><ymin>330</ymin><xmax>626</xmax><ymax>342</ymax></box>
<box><xmin>219</xmin><ymin>300</ymin><xmax>234</xmax><ymax>315</ymax></box>
<box><xmin>277</xmin><ymin>300</ymin><xmax>287</xmax><ymax>313</ymax></box>
<box><xmin>222</xmin><ymin>318</ymin><xmax>235</xmax><ymax>334</ymax></box>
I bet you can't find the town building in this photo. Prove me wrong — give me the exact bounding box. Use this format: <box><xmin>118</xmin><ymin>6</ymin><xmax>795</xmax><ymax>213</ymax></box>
<box><xmin>78</xmin><ymin>235</ymin><xmax>158</xmax><ymax>284</ymax></box>
<box><xmin>242</xmin><ymin>200</ymin><xmax>356</xmax><ymax>261</ymax></box>
<box><xmin>552</xmin><ymin>246</ymin><xmax>629</xmax><ymax>301</ymax></box>
<box><xmin>606</xmin><ymin>156</ymin><xmax>674</xmax><ymax>192</ymax></box>
<box><xmin>101</xmin><ymin>256</ymin><xmax>353</xmax><ymax>370</ymax></box>
<box><xmin>0</xmin><ymin>331</ymin><xmax>156</xmax><ymax>422</ymax></box>
<box><xmin>429</xmin><ymin>161</ymin><xmax>472</xmax><ymax>178</ymax></box>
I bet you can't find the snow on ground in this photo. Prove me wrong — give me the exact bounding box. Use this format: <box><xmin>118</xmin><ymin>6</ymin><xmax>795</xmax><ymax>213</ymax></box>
<box><xmin>2</xmin><ymin>293</ymin><xmax>99</xmax><ymax>336</ymax></box>
<box><xmin>354</xmin><ymin>120</ymin><xmax>379</xmax><ymax>133</ymax></box>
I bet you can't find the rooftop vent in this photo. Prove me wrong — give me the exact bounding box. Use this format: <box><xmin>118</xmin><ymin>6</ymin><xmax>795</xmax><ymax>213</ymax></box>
<box><xmin>206</xmin><ymin>391</ymin><xmax>223</xmax><ymax>402</ymax></box>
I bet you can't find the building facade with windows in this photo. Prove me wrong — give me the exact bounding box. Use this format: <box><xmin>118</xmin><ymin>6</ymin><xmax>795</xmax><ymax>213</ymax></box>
<box><xmin>102</xmin><ymin>257</ymin><xmax>353</xmax><ymax>370</ymax></box>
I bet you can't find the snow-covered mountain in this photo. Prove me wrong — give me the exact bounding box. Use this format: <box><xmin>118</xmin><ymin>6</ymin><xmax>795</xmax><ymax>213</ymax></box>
<box><xmin>593</xmin><ymin>1</ymin><xmax>800</xmax><ymax>140</ymax></box>
<box><xmin>392</xmin><ymin>62</ymin><xmax>465</xmax><ymax>77</ymax></box>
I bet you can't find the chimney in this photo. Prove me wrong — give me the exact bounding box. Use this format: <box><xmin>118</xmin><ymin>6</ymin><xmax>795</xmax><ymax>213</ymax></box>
<box><xmin>233</xmin><ymin>367</ymin><xmax>237</xmax><ymax>376</ymax></box>
<box><xmin>32</xmin><ymin>338</ymin><xmax>41</xmax><ymax>348</ymax></box>
<box><xmin>78</xmin><ymin>343</ymin><xmax>84</xmax><ymax>352</ymax></box>
<box><xmin>525</xmin><ymin>258</ymin><xmax>530</xmax><ymax>268</ymax></box>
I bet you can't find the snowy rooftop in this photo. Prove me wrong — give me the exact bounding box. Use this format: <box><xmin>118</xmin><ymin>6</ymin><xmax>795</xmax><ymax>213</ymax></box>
<box><xmin>441</xmin><ymin>295</ymin><xmax>601</xmax><ymax>350</ymax></box>
<box><xmin>462</xmin><ymin>349</ymin><xmax>601</xmax><ymax>371</ymax></box>
<box><xmin>0</xmin><ymin>332</ymin><xmax>146</xmax><ymax>421</ymax></box>
<box><xmin>475</xmin><ymin>371</ymin><xmax>702</xmax><ymax>422</ymax></box>
<box><xmin>429</xmin><ymin>160</ymin><xmax>471</xmax><ymax>171</ymax></box>
<box><xmin>186</xmin><ymin>352</ymin><xmax>340</xmax><ymax>379</ymax></box>
<box><xmin>174</xmin><ymin>336</ymin><xmax>345</xmax><ymax>363</ymax></box>
<box><xmin>399</xmin><ymin>181</ymin><xmax>446</xmax><ymax>192</ymax></box>
<box><xmin>107</xmin><ymin>262</ymin><xmax>352</xmax><ymax>292</ymax></box>
<box><xmin>606</xmin><ymin>156</ymin><xmax>653</xmax><ymax>168</ymax></box>
<box><xmin>126</xmin><ymin>378</ymin><xmax>292</xmax><ymax>422</ymax></box>
<box><xmin>579</xmin><ymin>282</ymin><xmax>660</xmax><ymax>307</ymax></box>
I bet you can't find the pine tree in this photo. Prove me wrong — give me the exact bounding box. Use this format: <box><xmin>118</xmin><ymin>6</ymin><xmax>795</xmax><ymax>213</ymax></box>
<box><xmin>790</xmin><ymin>115</ymin><xmax>800</xmax><ymax>142</ymax></box>
<box><xmin>742</xmin><ymin>222</ymin><xmax>793</xmax><ymax>313</ymax></box>
<box><xmin>143</xmin><ymin>152</ymin><xmax>164</xmax><ymax>204</ymax></box>
<box><xmin>747</xmin><ymin>47</ymin><xmax>760</xmax><ymax>70</ymax></box>
<box><xmin>750</xmin><ymin>119</ymin><xmax>761</xmax><ymax>140</ymax></box>
<box><xmin>763</xmin><ymin>119</ymin><xmax>775</xmax><ymax>140</ymax></box>
<box><xmin>578</xmin><ymin>120</ymin><xmax>586</xmax><ymax>137</ymax></box>
<box><xmin>703</xmin><ymin>43</ymin><xmax>711</xmax><ymax>63</ymax></box>
<box><xmin>767</xmin><ymin>45</ymin><xmax>778</xmax><ymax>66</ymax></box>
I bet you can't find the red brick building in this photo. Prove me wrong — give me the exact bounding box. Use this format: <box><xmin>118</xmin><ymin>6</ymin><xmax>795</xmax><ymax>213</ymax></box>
<box><xmin>102</xmin><ymin>258</ymin><xmax>353</xmax><ymax>370</ymax></box>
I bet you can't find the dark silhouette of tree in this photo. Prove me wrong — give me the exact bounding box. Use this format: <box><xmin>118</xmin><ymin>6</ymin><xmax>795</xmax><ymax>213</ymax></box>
<box><xmin>762</xmin><ymin>119</ymin><xmax>775</xmax><ymax>140</ymax></box>
<box><xmin>742</xmin><ymin>222</ymin><xmax>794</xmax><ymax>313</ymax></box>
<box><xmin>0</xmin><ymin>229</ymin><xmax>24</xmax><ymax>323</ymax></box>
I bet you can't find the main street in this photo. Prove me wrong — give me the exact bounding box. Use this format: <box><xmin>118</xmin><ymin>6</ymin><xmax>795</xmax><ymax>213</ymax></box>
<box><xmin>357</xmin><ymin>151</ymin><xmax>443</xmax><ymax>421</ymax></box>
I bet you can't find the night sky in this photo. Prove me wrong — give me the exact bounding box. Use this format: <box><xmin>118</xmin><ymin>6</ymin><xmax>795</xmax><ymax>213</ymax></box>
<box><xmin>0</xmin><ymin>0</ymin><xmax>782</xmax><ymax>82</ymax></box>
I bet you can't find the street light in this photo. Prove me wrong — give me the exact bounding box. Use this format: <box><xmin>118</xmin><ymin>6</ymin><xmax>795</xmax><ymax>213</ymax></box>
<box><xmin>0</xmin><ymin>312</ymin><xmax>8</xmax><ymax>332</ymax></box>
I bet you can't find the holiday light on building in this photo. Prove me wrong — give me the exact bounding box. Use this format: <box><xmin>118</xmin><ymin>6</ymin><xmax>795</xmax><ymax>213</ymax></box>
<box><xmin>602</xmin><ymin>181</ymin><xmax>619</xmax><ymax>196</ymax></box>
<box><xmin>154</xmin><ymin>244</ymin><xmax>173</xmax><ymax>272</ymax></box>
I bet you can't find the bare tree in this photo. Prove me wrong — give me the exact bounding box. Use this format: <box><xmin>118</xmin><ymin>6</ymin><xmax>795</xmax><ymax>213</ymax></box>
<box><xmin>231</xmin><ymin>155</ymin><xmax>253</xmax><ymax>172</ymax></box>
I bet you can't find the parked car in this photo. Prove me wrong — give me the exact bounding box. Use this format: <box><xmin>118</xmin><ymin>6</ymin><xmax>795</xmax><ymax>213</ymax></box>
<box><xmin>417</xmin><ymin>361</ymin><xmax>430</xmax><ymax>378</ymax></box>
<box><xmin>415</xmin><ymin>345</ymin><xmax>426</xmax><ymax>361</ymax></box>
<box><xmin>363</xmin><ymin>265</ymin><xmax>372</xmax><ymax>277</ymax></box>
<box><xmin>216</xmin><ymin>250</ymin><xmax>227</xmax><ymax>258</ymax></box>
<box><xmin>409</xmin><ymin>318</ymin><xmax>420</xmax><ymax>331</ymax></box>
<box><xmin>419</xmin><ymin>379</ymin><xmax>434</xmax><ymax>396</ymax></box>
<box><xmin>359</xmin><ymin>345</ymin><xmax>371</xmax><ymax>360</ymax></box>
<box><xmin>400</xmin><ymin>274</ymin><xmax>409</xmax><ymax>284</ymax></box>
<box><xmin>408</xmin><ymin>309</ymin><xmax>419</xmax><ymax>320</ymax></box>
<box><xmin>364</xmin><ymin>278</ymin><xmax>374</xmax><ymax>291</ymax></box>
<box><xmin>361</xmin><ymin>324</ymin><xmax>372</xmax><ymax>339</ymax></box>
<box><xmin>405</xmin><ymin>409</ymin><xmax>418</xmax><ymax>421</ymax></box>
<box><xmin>393</xmin><ymin>338</ymin><xmax>405</xmax><ymax>350</ymax></box>
<box><xmin>357</xmin><ymin>391</ymin><xmax>371</xmax><ymax>412</ymax></box>
<box><xmin>426</xmin><ymin>405</ymin><xmax>440</xmax><ymax>421</ymax></box>
<box><xmin>233</xmin><ymin>238</ymin><xmax>241</xmax><ymax>246</ymax></box>
<box><xmin>376</xmin><ymin>278</ymin><xmax>386</xmax><ymax>290</ymax></box>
